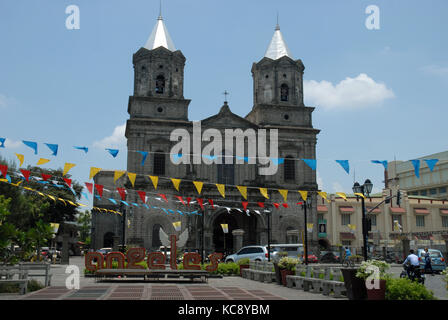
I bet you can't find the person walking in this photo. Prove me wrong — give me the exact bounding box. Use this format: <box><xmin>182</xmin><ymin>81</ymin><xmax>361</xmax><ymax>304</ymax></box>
<box><xmin>424</xmin><ymin>248</ymin><xmax>434</xmax><ymax>275</ymax></box>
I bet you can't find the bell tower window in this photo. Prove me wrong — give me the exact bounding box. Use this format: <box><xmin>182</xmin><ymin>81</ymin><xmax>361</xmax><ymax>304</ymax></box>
<box><xmin>153</xmin><ymin>151</ymin><xmax>165</xmax><ymax>175</ymax></box>
<box><xmin>280</xmin><ymin>84</ymin><xmax>289</xmax><ymax>101</ymax></box>
<box><xmin>155</xmin><ymin>75</ymin><xmax>165</xmax><ymax>94</ymax></box>
<box><xmin>284</xmin><ymin>156</ymin><xmax>295</xmax><ymax>181</ymax></box>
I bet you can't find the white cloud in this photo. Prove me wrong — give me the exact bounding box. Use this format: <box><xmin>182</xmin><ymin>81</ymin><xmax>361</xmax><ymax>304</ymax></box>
<box><xmin>316</xmin><ymin>171</ymin><xmax>324</xmax><ymax>191</ymax></box>
<box><xmin>93</xmin><ymin>123</ymin><xmax>126</xmax><ymax>149</ymax></box>
<box><xmin>304</xmin><ymin>73</ymin><xmax>395</xmax><ymax>110</ymax></box>
<box><xmin>332</xmin><ymin>182</ymin><xmax>344</xmax><ymax>193</ymax></box>
<box><xmin>0</xmin><ymin>94</ymin><xmax>17</xmax><ymax>109</ymax></box>
<box><xmin>4</xmin><ymin>138</ymin><xmax>22</xmax><ymax>148</ymax></box>
<box><xmin>421</xmin><ymin>64</ymin><xmax>448</xmax><ymax>76</ymax></box>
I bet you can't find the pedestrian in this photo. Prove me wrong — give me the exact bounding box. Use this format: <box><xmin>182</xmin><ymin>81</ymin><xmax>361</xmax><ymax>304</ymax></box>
<box><xmin>424</xmin><ymin>248</ymin><xmax>433</xmax><ymax>275</ymax></box>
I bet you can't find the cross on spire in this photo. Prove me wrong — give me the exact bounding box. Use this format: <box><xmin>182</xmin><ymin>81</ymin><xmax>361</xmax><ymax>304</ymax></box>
<box><xmin>223</xmin><ymin>90</ymin><xmax>229</xmax><ymax>103</ymax></box>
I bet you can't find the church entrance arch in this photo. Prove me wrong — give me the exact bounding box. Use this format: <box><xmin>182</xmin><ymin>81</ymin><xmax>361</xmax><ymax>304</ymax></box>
<box><xmin>212</xmin><ymin>211</ymin><xmax>237</xmax><ymax>256</ymax></box>
<box><xmin>103</xmin><ymin>232</ymin><xmax>114</xmax><ymax>248</ymax></box>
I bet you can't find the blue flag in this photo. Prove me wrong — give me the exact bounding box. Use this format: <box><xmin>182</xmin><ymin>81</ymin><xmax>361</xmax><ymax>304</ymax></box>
<box><xmin>143</xmin><ymin>204</ymin><xmax>150</xmax><ymax>210</ymax></box>
<box><xmin>108</xmin><ymin>198</ymin><xmax>117</xmax><ymax>205</ymax></box>
<box><xmin>44</xmin><ymin>143</ymin><xmax>58</xmax><ymax>156</ymax></box>
<box><xmin>336</xmin><ymin>160</ymin><xmax>350</xmax><ymax>174</ymax></box>
<box><xmin>137</xmin><ymin>151</ymin><xmax>148</xmax><ymax>166</ymax></box>
<box><xmin>22</xmin><ymin>140</ymin><xmax>38</xmax><ymax>154</ymax></box>
<box><xmin>74</xmin><ymin>146</ymin><xmax>88</xmax><ymax>153</ymax></box>
<box><xmin>371</xmin><ymin>160</ymin><xmax>388</xmax><ymax>170</ymax></box>
<box><xmin>302</xmin><ymin>159</ymin><xmax>317</xmax><ymax>170</ymax></box>
<box><xmin>411</xmin><ymin>159</ymin><xmax>420</xmax><ymax>178</ymax></box>
<box><xmin>106</xmin><ymin>148</ymin><xmax>119</xmax><ymax>158</ymax></box>
<box><xmin>424</xmin><ymin>159</ymin><xmax>438</xmax><ymax>172</ymax></box>
<box><xmin>270</xmin><ymin>158</ymin><xmax>285</xmax><ymax>165</ymax></box>
<box><xmin>0</xmin><ymin>138</ymin><xmax>5</xmax><ymax>148</ymax></box>
<box><xmin>121</xmin><ymin>200</ymin><xmax>129</xmax><ymax>206</ymax></box>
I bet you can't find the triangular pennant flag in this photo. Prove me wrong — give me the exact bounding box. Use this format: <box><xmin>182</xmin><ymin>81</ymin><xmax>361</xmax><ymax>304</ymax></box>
<box><xmin>67</xmin><ymin>200</ymin><xmax>77</xmax><ymax>207</ymax></box>
<box><xmin>63</xmin><ymin>163</ymin><xmax>76</xmax><ymax>176</ymax></box>
<box><xmin>44</xmin><ymin>143</ymin><xmax>58</xmax><ymax>156</ymax></box>
<box><xmin>0</xmin><ymin>165</ymin><xmax>7</xmax><ymax>178</ymax></box>
<box><xmin>208</xmin><ymin>199</ymin><xmax>214</xmax><ymax>209</ymax></box>
<box><xmin>74</xmin><ymin>146</ymin><xmax>88</xmax><ymax>153</ymax></box>
<box><xmin>193</xmin><ymin>181</ymin><xmax>203</xmax><ymax>195</ymax></box>
<box><xmin>282</xmin><ymin>203</ymin><xmax>289</xmax><ymax>208</ymax></box>
<box><xmin>0</xmin><ymin>138</ymin><xmax>4</xmax><ymax>148</ymax></box>
<box><xmin>371</xmin><ymin>160</ymin><xmax>388</xmax><ymax>170</ymax></box>
<box><xmin>137</xmin><ymin>191</ymin><xmax>146</xmax><ymax>203</ymax></box>
<box><xmin>106</xmin><ymin>148</ymin><xmax>119</xmax><ymax>158</ymax></box>
<box><xmin>424</xmin><ymin>159</ymin><xmax>438</xmax><ymax>172</ymax></box>
<box><xmin>270</xmin><ymin>158</ymin><xmax>284</xmax><ymax>165</ymax></box>
<box><xmin>137</xmin><ymin>151</ymin><xmax>148</xmax><ymax>166</ymax></box>
<box><xmin>186</xmin><ymin>197</ymin><xmax>192</xmax><ymax>206</ymax></box>
<box><xmin>257</xmin><ymin>202</ymin><xmax>265</xmax><ymax>208</ymax></box>
<box><xmin>197</xmin><ymin>198</ymin><xmax>204</xmax><ymax>210</ymax></box>
<box><xmin>336</xmin><ymin>192</ymin><xmax>347</xmax><ymax>201</ymax></box>
<box><xmin>22</xmin><ymin>140</ymin><xmax>38</xmax><ymax>154</ymax></box>
<box><xmin>216</xmin><ymin>184</ymin><xmax>225</xmax><ymax>198</ymax></box>
<box><xmin>354</xmin><ymin>193</ymin><xmax>366</xmax><ymax>199</ymax></box>
<box><xmin>20</xmin><ymin>169</ymin><xmax>30</xmax><ymax>182</ymax></box>
<box><xmin>89</xmin><ymin>167</ymin><xmax>102</xmax><ymax>180</ymax></box>
<box><xmin>85</xmin><ymin>182</ymin><xmax>93</xmax><ymax>194</ymax></box>
<box><xmin>47</xmin><ymin>195</ymin><xmax>56</xmax><ymax>202</ymax></box>
<box><xmin>302</xmin><ymin>159</ymin><xmax>317</xmax><ymax>170</ymax></box>
<box><xmin>114</xmin><ymin>170</ymin><xmax>126</xmax><ymax>183</ymax></box>
<box><xmin>298</xmin><ymin>190</ymin><xmax>308</xmax><ymax>202</ymax></box>
<box><xmin>242</xmin><ymin>201</ymin><xmax>248</xmax><ymax>210</ymax></box>
<box><xmin>63</xmin><ymin>178</ymin><xmax>72</xmax><ymax>188</ymax></box>
<box><xmin>318</xmin><ymin>191</ymin><xmax>327</xmax><ymax>200</ymax></box>
<box><xmin>336</xmin><ymin>160</ymin><xmax>350</xmax><ymax>174</ymax></box>
<box><xmin>58</xmin><ymin>198</ymin><xmax>67</xmax><ymax>206</ymax></box>
<box><xmin>121</xmin><ymin>201</ymin><xmax>129</xmax><ymax>206</ymax></box>
<box><xmin>149</xmin><ymin>176</ymin><xmax>159</xmax><ymax>189</ymax></box>
<box><xmin>411</xmin><ymin>159</ymin><xmax>420</xmax><ymax>178</ymax></box>
<box><xmin>158</xmin><ymin>194</ymin><xmax>168</xmax><ymax>203</ymax></box>
<box><xmin>175</xmin><ymin>196</ymin><xmax>186</xmax><ymax>206</ymax></box>
<box><xmin>36</xmin><ymin>158</ymin><xmax>50</xmax><ymax>166</ymax></box>
<box><xmin>127</xmin><ymin>172</ymin><xmax>137</xmax><ymax>187</ymax></box>
<box><xmin>237</xmin><ymin>186</ymin><xmax>247</xmax><ymax>200</ymax></box>
<box><xmin>94</xmin><ymin>184</ymin><xmax>104</xmax><ymax>197</ymax></box>
<box><xmin>41</xmin><ymin>174</ymin><xmax>52</xmax><ymax>181</ymax></box>
<box><xmin>278</xmin><ymin>189</ymin><xmax>288</xmax><ymax>202</ymax></box>
<box><xmin>81</xmin><ymin>192</ymin><xmax>89</xmax><ymax>200</ymax></box>
<box><xmin>143</xmin><ymin>204</ymin><xmax>149</xmax><ymax>210</ymax></box>
<box><xmin>117</xmin><ymin>187</ymin><xmax>126</xmax><ymax>201</ymax></box>
<box><xmin>273</xmin><ymin>203</ymin><xmax>280</xmax><ymax>209</ymax></box>
<box><xmin>259</xmin><ymin>188</ymin><xmax>269</xmax><ymax>199</ymax></box>
<box><xmin>108</xmin><ymin>198</ymin><xmax>118</xmax><ymax>205</ymax></box>
<box><xmin>171</xmin><ymin>178</ymin><xmax>181</xmax><ymax>191</ymax></box>
<box><xmin>15</xmin><ymin>154</ymin><xmax>24</xmax><ymax>167</ymax></box>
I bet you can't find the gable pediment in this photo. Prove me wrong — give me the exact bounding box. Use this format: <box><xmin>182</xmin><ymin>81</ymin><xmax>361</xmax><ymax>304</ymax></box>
<box><xmin>201</xmin><ymin>104</ymin><xmax>258</xmax><ymax>129</ymax></box>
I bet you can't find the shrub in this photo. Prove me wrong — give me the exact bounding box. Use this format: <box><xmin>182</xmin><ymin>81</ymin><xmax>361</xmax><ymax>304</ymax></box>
<box><xmin>27</xmin><ymin>279</ymin><xmax>44</xmax><ymax>292</ymax></box>
<box><xmin>385</xmin><ymin>278</ymin><xmax>436</xmax><ymax>300</ymax></box>
<box><xmin>237</xmin><ymin>258</ymin><xmax>250</xmax><ymax>266</ymax></box>
<box><xmin>356</xmin><ymin>259</ymin><xmax>390</xmax><ymax>280</ymax></box>
<box><xmin>278</xmin><ymin>257</ymin><xmax>300</xmax><ymax>271</ymax></box>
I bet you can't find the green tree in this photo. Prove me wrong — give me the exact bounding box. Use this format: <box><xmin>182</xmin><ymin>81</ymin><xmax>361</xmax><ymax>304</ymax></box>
<box><xmin>76</xmin><ymin>210</ymin><xmax>91</xmax><ymax>245</ymax></box>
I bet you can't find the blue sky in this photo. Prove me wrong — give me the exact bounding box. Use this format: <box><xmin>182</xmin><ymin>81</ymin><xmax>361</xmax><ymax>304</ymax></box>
<box><xmin>0</xmin><ymin>0</ymin><xmax>447</xmax><ymax>206</ymax></box>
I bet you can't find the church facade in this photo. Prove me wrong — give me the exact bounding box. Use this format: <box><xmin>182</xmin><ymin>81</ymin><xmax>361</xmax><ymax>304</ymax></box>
<box><xmin>91</xmin><ymin>14</ymin><xmax>320</xmax><ymax>255</ymax></box>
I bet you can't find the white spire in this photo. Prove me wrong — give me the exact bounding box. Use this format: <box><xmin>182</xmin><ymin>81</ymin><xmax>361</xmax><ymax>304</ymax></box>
<box><xmin>264</xmin><ymin>24</ymin><xmax>293</xmax><ymax>60</ymax></box>
<box><xmin>144</xmin><ymin>14</ymin><xmax>176</xmax><ymax>51</ymax></box>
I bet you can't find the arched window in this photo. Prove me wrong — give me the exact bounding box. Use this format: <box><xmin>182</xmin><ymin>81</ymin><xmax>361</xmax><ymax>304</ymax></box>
<box><xmin>217</xmin><ymin>151</ymin><xmax>234</xmax><ymax>185</ymax></box>
<box><xmin>155</xmin><ymin>75</ymin><xmax>165</xmax><ymax>94</ymax></box>
<box><xmin>280</xmin><ymin>84</ymin><xmax>289</xmax><ymax>101</ymax></box>
<box><xmin>152</xmin><ymin>224</ymin><xmax>162</xmax><ymax>248</ymax></box>
<box><xmin>153</xmin><ymin>150</ymin><xmax>165</xmax><ymax>175</ymax></box>
<box><xmin>284</xmin><ymin>156</ymin><xmax>295</xmax><ymax>182</ymax></box>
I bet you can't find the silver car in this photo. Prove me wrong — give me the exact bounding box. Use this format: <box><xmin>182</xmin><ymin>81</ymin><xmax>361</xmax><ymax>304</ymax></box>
<box><xmin>225</xmin><ymin>246</ymin><xmax>268</xmax><ymax>263</ymax></box>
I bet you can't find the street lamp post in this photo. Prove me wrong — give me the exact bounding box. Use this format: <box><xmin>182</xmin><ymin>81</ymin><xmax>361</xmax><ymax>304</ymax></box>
<box><xmin>267</xmin><ymin>209</ymin><xmax>271</xmax><ymax>262</ymax></box>
<box><xmin>121</xmin><ymin>207</ymin><xmax>126</xmax><ymax>252</ymax></box>
<box><xmin>301</xmin><ymin>196</ymin><xmax>312</xmax><ymax>265</ymax></box>
<box><xmin>352</xmin><ymin>179</ymin><xmax>373</xmax><ymax>261</ymax></box>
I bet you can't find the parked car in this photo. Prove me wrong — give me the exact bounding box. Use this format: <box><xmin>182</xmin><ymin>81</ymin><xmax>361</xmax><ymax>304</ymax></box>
<box><xmin>268</xmin><ymin>244</ymin><xmax>304</xmax><ymax>262</ymax></box>
<box><xmin>300</xmin><ymin>254</ymin><xmax>318</xmax><ymax>263</ymax></box>
<box><xmin>97</xmin><ymin>247</ymin><xmax>112</xmax><ymax>256</ymax></box>
<box><xmin>319</xmin><ymin>251</ymin><xmax>341</xmax><ymax>263</ymax></box>
<box><xmin>225</xmin><ymin>245</ymin><xmax>268</xmax><ymax>263</ymax></box>
<box><xmin>417</xmin><ymin>249</ymin><xmax>446</xmax><ymax>273</ymax></box>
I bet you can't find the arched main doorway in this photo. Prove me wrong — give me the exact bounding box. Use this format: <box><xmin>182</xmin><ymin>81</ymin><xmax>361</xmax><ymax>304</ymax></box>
<box><xmin>212</xmin><ymin>211</ymin><xmax>237</xmax><ymax>256</ymax></box>
<box><xmin>103</xmin><ymin>232</ymin><xmax>114</xmax><ymax>248</ymax></box>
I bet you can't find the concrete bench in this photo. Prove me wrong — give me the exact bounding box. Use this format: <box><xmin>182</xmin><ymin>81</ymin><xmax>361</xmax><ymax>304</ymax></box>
<box><xmin>19</xmin><ymin>262</ymin><xmax>52</xmax><ymax>286</ymax></box>
<box><xmin>95</xmin><ymin>269</ymin><xmax>209</xmax><ymax>283</ymax></box>
<box><xmin>0</xmin><ymin>279</ymin><xmax>28</xmax><ymax>295</ymax></box>
<box><xmin>242</xmin><ymin>261</ymin><xmax>275</xmax><ymax>283</ymax></box>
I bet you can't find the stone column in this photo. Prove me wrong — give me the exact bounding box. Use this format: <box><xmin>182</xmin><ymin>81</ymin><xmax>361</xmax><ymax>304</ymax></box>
<box><xmin>259</xmin><ymin>229</ymin><xmax>268</xmax><ymax>245</ymax></box>
<box><xmin>61</xmin><ymin>233</ymin><xmax>69</xmax><ymax>265</ymax></box>
<box><xmin>232</xmin><ymin>229</ymin><xmax>245</xmax><ymax>252</ymax></box>
<box><xmin>112</xmin><ymin>236</ymin><xmax>120</xmax><ymax>252</ymax></box>
<box><xmin>402</xmin><ymin>239</ymin><xmax>410</xmax><ymax>260</ymax></box>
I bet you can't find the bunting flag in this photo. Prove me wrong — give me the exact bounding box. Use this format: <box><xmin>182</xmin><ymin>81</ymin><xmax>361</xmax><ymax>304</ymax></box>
<box><xmin>424</xmin><ymin>159</ymin><xmax>438</xmax><ymax>172</ymax></box>
<box><xmin>94</xmin><ymin>184</ymin><xmax>104</xmax><ymax>197</ymax></box>
<box><xmin>257</xmin><ymin>202</ymin><xmax>265</xmax><ymax>208</ymax></box>
<box><xmin>282</xmin><ymin>203</ymin><xmax>288</xmax><ymax>208</ymax></box>
<box><xmin>306</xmin><ymin>223</ymin><xmax>314</xmax><ymax>233</ymax></box>
<box><xmin>58</xmin><ymin>198</ymin><xmax>67</xmax><ymax>206</ymax></box>
<box><xmin>13</xmin><ymin>153</ymin><xmax>24</xmax><ymax>167</ymax></box>
<box><xmin>127</xmin><ymin>172</ymin><xmax>137</xmax><ymax>187</ymax></box>
<box><xmin>172</xmin><ymin>221</ymin><xmax>181</xmax><ymax>232</ymax></box>
<box><xmin>63</xmin><ymin>178</ymin><xmax>72</xmax><ymax>188</ymax></box>
<box><xmin>121</xmin><ymin>201</ymin><xmax>129</xmax><ymax>207</ymax></box>
<box><xmin>411</xmin><ymin>159</ymin><xmax>420</xmax><ymax>178</ymax></box>
<box><xmin>108</xmin><ymin>198</ymin><xmax>117</xmax><ymax>205</ymax></box>
<box><xmin>273</xmin><ymin>203</ymin><xmax>280</xmax><ymax>209</ymax></box>
<box><xmin>208</xmin><ymin>199</ymin><xmax>215</xmax><ymax>209</ymax></box>
<box><xmin>237</xmin><ymin>186</ymin><xmax>247</xmax><ymax>200</ymax></box>
<box><xmin>216</xmin><ymin>184</ymin><xmax>225</xmax><ymax>198</ymax></box>
<box><xmin>41</xmin><ymin>174</ymin><xmax>52</xmax><ymax>181</ymax></box>
<box><xmin>117</xmin><ymin>187</ymin><xmax>126</xmax><ymax>201</ymax></box>
<box><xmin>278</xmin><ymin>189</ymin><xmax>288</xmax><ymax>202</ymax></box>
<box><xmin>137</xmin><ymin>191</ymin><xmax>146</xmax><ymax>203</ymax></box>
<box><xmin>354</xmin><ymin>193</ymin><xmax>366</xmax><ymax>199</ymax></box>
<box><xmin>242</xmin><ymin>201</ymin><xmax>248</xmax><ymax>210</ymax></box>
<box><xmin>44</xmin><ymin>143</ymin><xmax>58</xmax><ymax>156</ymax></box>
<box><xmin>197</xmin><ymin>198</ymin><xmax>204</xmax><ymax>210</ymax></box>
<box><xmin>137</xmin><ymin>151</ymin><xmax>148</xmax><ymax>166</ymax></box>
<box><xmin>85</xmin><ymin>182</ymin><xmax>93</xmax><ymax>194</ymax></box>
<box><xmin>0</xmin><ymin>138</ymin><xmax>5</xmax><ymax>148</ymax></box>
<box><xmin>89</xmin><ymin>167</ymin><xmax>102</xmax><ymax>180</ymax></box>
<box><xmin>298</xmin><ymin>190</ymin><xmax>308</xmax><ymax>202</ymax></box>
<box><xmin>74</xmin><ymin>146</ymin><xmax>88</xmax><ymax>153</ymax></box>
<box><xmin>171</xmin><ymin>178</ymin><xmax>181</xmax><ymax>191</ymax></box>
<box><xmin>318</xmin><ymin>191</ymin><xmax>327</xmax><ymax>201</ymax></box>
<box><xmin>270</xmin><ymin>158</ymin><xmax>284</xmax><ymax>165</ymax></box>
<box><xmin>158</xmin><ymin>194</ymin><xmax>168</xmax><ymax>203</ymax></box>
<box><xmin>175</xmin><ymin>196</ymin><xmax>186</xmax><ymax>205</ymax></box>
<box><xmin>336</xmin><ymin>160</ymin><xmax>350</xmax><ymax>174</ymax></box>
<box><xmin>22</xmin><ymin>140</ymin><xmax>38</xmax><ymax>154</ymax></box>
<box><xmin>63</xmin><ymin>163</ymin><xmax>76</xmax><ymax>176</ymax></box>
<box><xmin>20</xmin><ymin>169</ymin><xmax>31</xmax><ymax>182</ymax></box>
<box><xmin>47</xmin><ymin>195</ymin><xmax>56</xmax><ymax>202</ymax></box>
<box><xmin>193</xmin><ymin>181</ymin><xmax>203</xmax><ymax>195</ymax></box>
<box><xmin>221</xmin><ymin>224</ymin><xmax>229</xmax><ymax>233</ymax></box>
<box><xmin>371</xmin><ymin>160</ymin><xmax>388</xmax><ymax>170</ymax></box>
<box><xmin>302</xmin><ymin>159</ymin><xmax>317</xmax><ymax>170</ymax></box>
<box><xmin>106</xmin><ymin>148</ymin><xmax>119</xmax><ymax>158</ymax></box>
<box><xmin>186</xmin><ymin>197</ymin><xmax>192</xmax><ymax>206</ymax></box>
<box><xmin>336</xmin><ymin>192</ymin><xmax>347</xmax><ymax>200</ymax></box>
<box><xmin>0</xmin><ymin>165</ymin><xmax>7</xmax><ymax>178</ymax></box>
<box><xmin>149</xmin><ymin>176</ymin><xmax>159</xmax><ymax>189</ymax></box>
<box><xmin>114</xmin><ymin>170</ymin><xmax>126</xmax><ymax>183</ymax></box>
<box><xmin>36</xmin><ymin>158</ymin><xmax>50</xmax><ymax>166</ymax></box>
<box><xmin>259</xmin><ymin>188</ymin><xmax>269</xmax><ymax>199</ymax></box>
<box><xmin>81</xmin><ymin>192</ymin><xmax>89</xmax><ymax>200</ymax></box>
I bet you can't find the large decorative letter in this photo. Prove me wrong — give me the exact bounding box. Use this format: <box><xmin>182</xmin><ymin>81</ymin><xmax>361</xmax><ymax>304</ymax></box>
<box><xmin>105</xmin><ymin>252</ymin><xmax>126</xmax><ymax>269</ymax></box>
<box><xmin>183</xmin><ymin>253</ymin><xmax>201</xmax><ymax>270</ymax></box>
<box><xmin>85</xmin><ymin>252</ymin><xmax>104</xmax><ymax>272</ymax></box>
<box><xmin>127</xmin><ymin>248</ymin><xmax>146</xmax><ymax>269</ymax></box>
<box><xmin>147</xmin><ymin>252</ymin><xmax>166</xmax><ymax>270</ymax></box>
<box><xmin>206</xmin><ymin>253</ymin><xmax>223</xmax><ymax>273</ymax></box>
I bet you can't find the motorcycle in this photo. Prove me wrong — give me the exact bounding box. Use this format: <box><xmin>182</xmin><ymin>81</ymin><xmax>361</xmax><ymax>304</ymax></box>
<box><xmin>400</xmin><ymin>264</ymin><xmax>425</xmax><ymax>284</ymax></box>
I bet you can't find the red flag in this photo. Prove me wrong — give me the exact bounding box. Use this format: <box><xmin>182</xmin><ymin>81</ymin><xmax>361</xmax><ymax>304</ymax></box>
<box><xmin>20</xmin><ymin>169</ymin><xmax>30</xmax><ymax>182</ymax></box>
<box><xmin>282</xmin><ymin>203</ymin><xmax>288</xmax><ymax>208</ymax></box>
<box><xmin>41</xmin><ymin>174</ymin><xmax>52</xmax><ymax>181</ymax></box>
<box><xmin>158</xmin><ymin>194</ymin><xmax>168</xmax><ymax>203</ymax></box>
<box><xmin>273</xmin><ymin>203</ymin><xmax>280</xmax><ymax>209</ymax></box>
<box><xmin>197</xmin><ymin>198</ymin><xmax>204</xmax><ymax>210</ymax></box>
<box><xmin>0</xmin><ymin>165</ymin><xmax>7</xmax><ymax>178</ymax></box>
<box><xmin>242</xmin><ymin>201</ymin><xmax>248</xmax><ymax>210</ymax></box>
<box><xmin>137</xmin><ymin>191</ymin><xmax>146</xmax><ymax>203</ymax></box>
<box><xmin>94</xmin><ymin>184</ymin><xmax>103</xmax><ymax>197</ymax></box>
<box><xmin>296</xmin><ymin>202</ymin><xmax>304</xmax><ymax>205</ymax></box>
<box><xmin>117</xmin><ymin>187</ymin><xmax>126</xmax><ymax>201</ymax></box>
<box><xmin>257</xmin><ymin>202</ymin><xmax>265</xmax><ymax>208</ymax></box>
<box><xmin>208</xmin><ymin>199</ymin><xmax>214</xmax><ymax>209</ymax></box>
<box><xmin>187</xmin><ymin>197</ymin><xmax>192</xmax><ymax>206</ymax></box>
<box><xmin>63</xmin><ymin>178</ymin><xmax>72</xmax><ymax>188</ymax></box>
<box><xmin>175</xmin><ymin>196</ymin><xmax>186</xmax><ymax>206</ymax></box>
<box><xmin>85</xmin><ymin>182</ymin><xmax>93</xmax><ymax>194</ymax></box>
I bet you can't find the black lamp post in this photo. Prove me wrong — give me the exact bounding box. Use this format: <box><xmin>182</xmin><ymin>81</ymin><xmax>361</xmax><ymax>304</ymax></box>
<box><xmin>352</xmin><ymin>179</ymin><xmax>373</xmax><ymax>261</ymax></box>
<box><xmin>301</xmin><ymin>196</ymin><xmax>312</xmax><ymax>265</ymax></box>
<box><xmin>266</xmin><ymin>208</ymin><xmax>272</xmax><ymax>262</ymax></box>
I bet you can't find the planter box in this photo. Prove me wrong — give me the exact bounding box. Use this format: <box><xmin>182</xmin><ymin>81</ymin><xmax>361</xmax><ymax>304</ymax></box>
<box><xmin>273</xmin><ymin>263</ymin><xmax>282</xmax><ymax>285</ymax></box>
<box><xmin>239</xmin><ymin>264</ymin><xmax>249</xmax><ymax>277</ymax></box>
<box><xmin>280</xmin><ymin>269</ymin><xmax>294</xmax><ymax>286</ymax></box>
<box><xmin>341</xmin><ymin>268</ymin><xmax>367</xmax><ymax>300</ymax></box>
<box><xmin>366</xmin><ymin>279</ymin><xmax>386</xmax><ymax>300</ymax></box>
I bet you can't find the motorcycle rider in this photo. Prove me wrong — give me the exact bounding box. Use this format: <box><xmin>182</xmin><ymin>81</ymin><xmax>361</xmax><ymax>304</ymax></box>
<box><xmin>403</xmin><ymin>249</ymin><xmax>421</xmax><ymax>280</ymax></box>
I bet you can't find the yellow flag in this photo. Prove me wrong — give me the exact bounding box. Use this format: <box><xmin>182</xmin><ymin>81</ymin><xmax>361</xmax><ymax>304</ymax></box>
<box><xmin>89</xmin><ymin>167</ymin><xmax>102</xmax><ymax>180</ymax></box>
<box><xmin>318</xmin><ymin>191</ymin><xmax>327</xmax><ymax>200</ymax></box>
<box><xmin>58</xmin><ymin>198</ymin><xmax>67</xmax><ymax>206</ymax></box>
<box><xmin>47</xmin><ymin>195</ymin><xmax>56</xmax><ymax>202</ymax></box>
<box><xmin>172</xmin><ymin>221</ymin><xmax>181</xmax><ymax>231</ymax></box>
<box><xmin>149</xmin><ymin>176</ymin><xmax>158</xmax><ymax>189</ymax></box>
<box><xmin>193</xmin><ymin>181</ymin><xmax>203</xmax><ymax>195</ymax></box>
<box><xmin>336</xmin><ymin>192</ymin><xmax>347</xmax><ymax>201</ymax></box>
<box><xmin>127</xmin><ymin>172</ymin><xmax>137</xmax><ymax>187</ymax></box>
<box><xmin>36</xmin><ymin>158</ymin><xmax>50</xmax><ymax>166</ymax></box>
<box><xmin>11</xmin><ymin>180</ymin><xmax>23</xmax><ymax>187</ymax></box>
<box><xmin>24</xmin><ymin>187</ymin><xmax>34</xmax><ymax>191</ymax></box>
<box><xmin>77</xmin><ymin>203</ymin><xmax>87</xmax><ymax>207</ymax></box>
<box><xmin>354</xmin><ymin>192</ymin><xmax>366</xmax><ymax>199</ymax></box>
<box><xmin>216</xmin><ymin>184</ymin><xmax>225</xmax><ymax>198</ymax></box>
<box><xmin>278</xmin><ymin>189</ymin><xmax>288</xmax><ymax>202</ymax></box>
<box><xmin>259</xmin><ymin>188</ymin><xmax>269</xmax><ymax>199</ymax></box>
<box><xmin>63</xmin><ymin>163</ymin><xmax>76</xmax><ymax>176</ymax></box>
<box><xmin>237</xmin><ymin>186</ymin><xmax>247</xmax><ymax>200</ymax></box>
<box><xmin>171</xmin><ymin>178</ymin><xmax>181</xmax><ymax>191</ymax></box>
<box><xmin>0</xmin><ymin>179</ymin><xmax>8</xmax><ymax>183</ymax></box>
<box><xmin>299</xmin><ymin>190</ymin><xmax>308</xmax><ymax>201</ymax></box>
<box><xmin>15</xmin><ymin>153</ymin><xmax>24</xmax><ymax>167</ymax></box>
<box><xmin>307</xmin><ymin>223</ymin><xmax>314</xmax><ymax>232</ymax></box>
<box><xmin>67</xmin><ymin>200</ymin><xmax>77</xmax><ymax>206</ymax></box>
<box><xmin>114</xmin><ymin>170</ymin><xmax>126</xmax><ymax>183</ymax></box>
